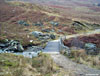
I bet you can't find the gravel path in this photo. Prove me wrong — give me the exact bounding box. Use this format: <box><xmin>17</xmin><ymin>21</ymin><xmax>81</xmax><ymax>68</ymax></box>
<box><xmin>43</xmin><ymin>40</ymin><xmax>60</xmax><ymax>54</ymax></box>
<box><xmin>51</xmin><ymin>54</ymin><xmax>100</xmax><ymax>76</ymax></box>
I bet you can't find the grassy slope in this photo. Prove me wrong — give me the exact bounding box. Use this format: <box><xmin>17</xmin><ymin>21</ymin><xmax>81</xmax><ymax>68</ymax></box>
<box><xmin>0</xmin><ymin>1</ymin><xmax>74</xmax><ymax>46</ymax></box>
<box><xmin>0</xmin><ymin>1</ymin><xmax>99</xmax><ymax>46</ymax></box>
<box><xmin>1</xmin><ymin>2</ymin><xmax>99</xmax><ymax>37</ymax></box>
<box><xmin>0</xmin><ymin>1</ymin><xmax>100</xmax><ymax>75</ymax></box>
<box><xmin>0</xmin><ymin>53</ymin><xmax>69</xmax><ymax>76</ymax></box>
<box><xmin>0</xmin><ymin>1</ymin><xmax>56</xmax><ymax>46</ymax></box>
<box><xmin>67</xmin><ymin>49</ymin><xmax>100</xmax><ymax>70</ymax></box>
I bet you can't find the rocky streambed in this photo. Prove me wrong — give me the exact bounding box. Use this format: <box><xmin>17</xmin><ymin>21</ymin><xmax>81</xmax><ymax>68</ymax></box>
<box><xmin>0</xmin><ymin>29</ymin><xmax>100</xmax><ymax>58</ymax></box>
<box><xmin>0</xmin><ymin>40</ymin><xmax>43</xmax><ymax>58</ymax></box>
<box><xmin>0</xmin><ymin>30</ymin><xmax>57</xmax><ymax>58</ymax></box>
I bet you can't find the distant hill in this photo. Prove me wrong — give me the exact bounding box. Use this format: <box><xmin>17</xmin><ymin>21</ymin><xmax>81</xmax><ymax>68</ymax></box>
<box><xmin>8</xmin><ymin>0</ymin><xmax>100</xmax><ymax>4</ymax></box>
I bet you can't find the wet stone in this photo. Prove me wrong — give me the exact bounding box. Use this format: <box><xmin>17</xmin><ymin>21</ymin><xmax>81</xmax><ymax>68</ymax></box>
<box><xmin>0</xmin><ymin>40</ymin><xmax>24</xmax><ymax>52</ymax></box>
<box><xmin>85</xmin><ymin>43</ymin><xmax>98</xmax><ymax>55</ymax></box>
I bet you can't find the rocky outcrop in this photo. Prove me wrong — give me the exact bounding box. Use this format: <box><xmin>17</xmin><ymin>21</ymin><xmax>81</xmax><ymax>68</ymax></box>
<box><xmin>0</xmin><ymin>40</ymin><xmax>24</xmax><ymax>53</ymax></box>
<box><xmin>31</xmin><ymin>31</ymin><xmax>56</xmax><ymax>40</ymax></box>
<box><xmin>42</xmin><ymin>28</ymin><xmax>55</xmax><ymax>33</ymax></box>
<box><xmin>50</xmin><ymin>21</ymin><xmax>59</xmax><ymax>26</ymax></box>
<box><xmin>72</xmin><ymin>21</ymin><xmax>100</xmax><ymax>31</ymax></box>
<box><xmin>85</xmin><ymin>43</ymin><xmax>98</xmax><ymax>55</ymax></box>
<box><xmin>18</xmin><ymin>20</ymin><xmax>29</xmax><ymax>26</ymax></box>
<box><xmin>33</xmin><ymin>22</ymin><xmax>43</xmax><ymax>26</ymax></box>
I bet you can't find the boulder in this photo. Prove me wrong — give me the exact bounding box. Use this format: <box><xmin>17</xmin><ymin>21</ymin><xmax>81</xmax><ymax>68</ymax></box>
<box><xmin>0</xmin><ymin>49</ymin><xmax>3</xmax><ymax>53</ymax></box>
<box><xmin>17</xmin><ymin>43</ymin><xmax>24</xmax><ymax>51</ymax></box>
<box><xmin>23</xmin><ymin>22</ymin><xmax>29</xmax><ymax>26</ymax></box>
<box><xmin>33</xmin><ymin>22</ymin><xmax>43</xmax><ymax>26</ymax></box>
<box><xmin>0</xmin><ymin>43</ymin><xmax>6</xmax><ymax>48</ymax></box>
<box><xmin>26</xmin><ymin>46</ymin><xmax>43</xmax><ymax>52</ymax></box>
<box><xmin>18</xmin><ymin>20</ymin><xmax>25</xmax><ymax>25</ymax></box>
<box><xmin>31</xmin><ymin>31</ymin><xmax>51</xmax><ymax>40</ymax></box>
<box><xmin>3</xmin><ymin>40</ymin><xmax>24</xmax><ymax>52</ymax></box>
<box><xmin>42</xmin><ymin>29</ymin><xmax>51</xmax><ymax>33</ymax></box>
<box><xmin>71</xmin><ymin>38</ymin><xmax>85</xmax><ymax>48</ymax></box>
<box><xmin>23</xmin><ymin>46</ymin><xmax>42</xmax><ymax>58</ymax></box>
<box><xmin>31</xmin><ymin>31</ymin><xmax>43</xmax><ymax>38</ymax></box>
<box><xmin>31</xmin><ymin>31</ymin><xmax>56</xmax><ymax>40</ymax></box>
<box><xmin>50</xmin><ymin>34</ymin><xmax>56</xmax><ymax>39</ymax></box>
<box><xmin>42</xmin><ymin>28</ymin><xmax>55</xmax><ymax>33</ymax></box>
<box><xmin>72</xmin><ymin>21</ymin><xmax>86</xmax><ymax>30</ymax></box>
<box><xmin>60</xmin><ymin>46</ymin><xmax>71</xmax><ymax>55</ymax></box>
<box><xmin>18</xmin><ymin>20</ymin><xmax>29</xmax><ymax>26</ymax></box>
<box><xmin>84</xmin><ymin>43</ymin><xmax>98</xmax><ymax>55</ymax></box>
<box><xmin>50</xmin><ymin>21</ymin><xmax>59</xmax><ymax>26</ymax></box>
<box><xmin>58</xmin><ymin>30</ymin><xmax>63</xmax><ymax>33</ymax></box>
<box><xmin>43</xmin><ymin>35</ymin><xmax>50</xmax><ymax>40</ymax></box>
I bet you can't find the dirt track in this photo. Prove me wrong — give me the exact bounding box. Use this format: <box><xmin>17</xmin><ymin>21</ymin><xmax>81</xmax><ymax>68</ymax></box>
<box><xmin>51</xmin><ymin>54</ymin><xmax>100</xmax><ymax>76</ymax></box>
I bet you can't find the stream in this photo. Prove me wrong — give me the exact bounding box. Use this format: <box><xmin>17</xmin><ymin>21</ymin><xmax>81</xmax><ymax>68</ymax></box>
<box><xmin>0</xmin><ymin>29</ymin><xmax>100</xmax><ymax>58</ymax></box>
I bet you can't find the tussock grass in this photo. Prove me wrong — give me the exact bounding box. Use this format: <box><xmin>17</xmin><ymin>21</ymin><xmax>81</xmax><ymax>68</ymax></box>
<box><xmin>0</xmin><ymin>53</ymin><xmax>69</xmax><ymax>76</ymax></box>
<box><xmin>67</xmin><ymin>49</ymin><xmax>100</xmax><ymax>69</ymax></box>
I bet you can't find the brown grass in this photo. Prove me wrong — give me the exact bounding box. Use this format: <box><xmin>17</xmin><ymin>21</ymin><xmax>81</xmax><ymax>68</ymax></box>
<box><xmin>67</xmin><ymin>49</ymin><xmax>100</xmax><ymax>69</ymax></box>
<box><xmin>64</xmin><ymin>34</ymin><xmax>100</xmax><ymax>48</ymax></box>
<box><xmin>0</xmin><ymin>53</ymin><xmax>69</xmax><ymax>76</ymax></box>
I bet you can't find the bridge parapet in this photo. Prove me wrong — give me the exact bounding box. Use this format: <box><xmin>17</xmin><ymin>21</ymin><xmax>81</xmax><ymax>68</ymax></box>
<box><xmin>59</xmin><ymin>36</ymin><xmax>71</xmax><ymax>55</ymax></box>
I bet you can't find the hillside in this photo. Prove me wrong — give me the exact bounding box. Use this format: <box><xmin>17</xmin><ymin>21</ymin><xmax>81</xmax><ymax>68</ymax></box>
<box><xmin>0</xmin><ymin>1</ymin><xmax>100</xmax><ymax>46</ymax></box>
<box><xmin>0</xmin><ymin>1</ymin><xmax>62</xmax><ymax>46</ymax></box>
<box><xmin>0</xmin><ymin>0</ymin><xmax>100</xmax><ymax>76</ymax></box>
<box><xmin>8</xmin><ymin>0</ymin><xmax>100</xmax><ymax>24</ymax></box>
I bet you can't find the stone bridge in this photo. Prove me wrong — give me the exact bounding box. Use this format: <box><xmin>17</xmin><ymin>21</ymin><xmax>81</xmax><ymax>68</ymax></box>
<box><xmin>43</xmin><ymin>37</ymin><xmax>70</xmax><ymax>54</ymax></box>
